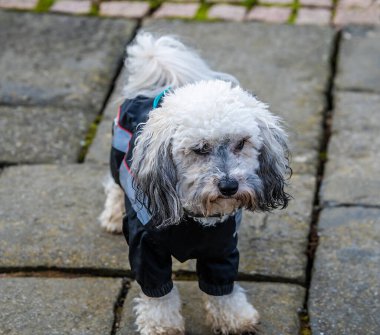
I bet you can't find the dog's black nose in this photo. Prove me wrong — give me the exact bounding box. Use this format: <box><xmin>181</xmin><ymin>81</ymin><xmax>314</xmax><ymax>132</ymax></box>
<box><xmin>218</xmin><ymin>178</ymin><xmax>239</xmax><ymax>196</ymax></box>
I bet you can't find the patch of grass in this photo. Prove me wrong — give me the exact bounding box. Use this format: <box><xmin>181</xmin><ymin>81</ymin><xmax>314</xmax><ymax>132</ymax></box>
<box><xmin>149</xmin><ymin>0</ymin><xmax>162</xmax><ymax>11</ymax></box>
<box><xmin>35</xmin><ymin>0</ymin><xmax>55</xmax><ymax>12</ymax></box>
<box><xmin>331</xmin><ymin>0</ymin><xmax>339</xmax><ymax>17</ymax></box>
<box><xmin>243</xmin><ymin>0</ymin><xmax>258</xmax><ymax>10</ymax></box>
<box><xmin>78</xmin><ymin>115</ymin><xmax>102</xmax><ymax>163</ymax></box>
<box><xmin>298</xmin><ymin>311</ymin><xmax>312</xmax><ymax>335</ymax></box>
<box><xmin>287</xmin><ymin>0</ymin><xmax>300</xmax><ymax>24</ymax></box>
<box><xmin>194</xmin><ymin>2</ymin><xmax>212</xmax><ymax>21</ymax></box>
<box><xmin>88</xmin><ymin>3</ymin><xmax>99</xmax><ymax>16</ymax></box>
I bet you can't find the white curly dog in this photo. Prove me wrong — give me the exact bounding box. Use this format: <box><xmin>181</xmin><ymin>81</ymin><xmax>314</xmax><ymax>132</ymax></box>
<box><xmin>100</xmin><ymin>33</ymin><xmax>291</xmax><ymax>335</ymax></box>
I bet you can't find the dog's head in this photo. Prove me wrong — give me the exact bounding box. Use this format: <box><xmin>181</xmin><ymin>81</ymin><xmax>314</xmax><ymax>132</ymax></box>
<box><xmin>131</xmin><ymin>80</ymin><xmax>291</xmax><ymax>227</ymax></box>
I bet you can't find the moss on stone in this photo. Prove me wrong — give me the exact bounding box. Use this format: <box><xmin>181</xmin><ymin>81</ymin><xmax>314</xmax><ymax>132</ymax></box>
<box><xmin>35</xmin><ymin>0</ymin><xmax>54</xmax><ymax>12</ymax></box>
<box><xmin>150</xmin><ymin>0</ymin><xmax>162</xmax><ymax>11</ymax></box>
<box><xmin>78</xmin><ymin>114</ymin><xmax>102</xmax><ymax>163</ymax></box>
<box><xmin>319</xmin><ymin>151</ymin><xmax>328</xmax><ymax>162</ymax></box>
<box><xmin>288</xmin><ymin>0</ymin><xmax>300</xmax><ymax>24</ymax></box>
<box><xmin>194</xmin><ymin>3</ymin><xmax>212</xmax><ymax>20</ymax></box>
<box><xmin>88</xmin><ymin>3</ymin><xmax>99</xmax><ymax>16</ymax></box>
<box><xmin>243</xmin><ymin>0</ymin><xmax>258</xmax><ymax>9</ymax></box>
<box><xmin>299</xmin><ymin>311</ymin><xmax>312</xmax><ymax>335</ymax></box>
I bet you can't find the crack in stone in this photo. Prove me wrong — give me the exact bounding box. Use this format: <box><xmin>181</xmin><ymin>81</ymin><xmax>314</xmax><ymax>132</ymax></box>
<box><xmin>335</xmin><ymin>87</ymin><xmax>380</xmax><ymax>95</ymax></box>
<box><xmin>0</xmin><ymin>267</ymin><xmax>133</xmax><ymax>278</ymax></box>
<box><xmin>299</xmin><ymin>29</ymin><xmax>342</xmax><ymax>335</ymax></box>
<box><xmin>111</xmin><ymin>278</ymin><xmax>130</xmax><ymax>335</ymax></box>
<box><xmin>323</xmin><ymin>202</ymin><xmax>380</xmax><ymax>209</ymax></box>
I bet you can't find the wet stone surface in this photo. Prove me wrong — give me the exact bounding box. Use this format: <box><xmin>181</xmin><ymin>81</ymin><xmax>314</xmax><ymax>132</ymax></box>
<box><xmin>320</xmin><ymin>92</ymin><xmax>380</xmax><ymax>206</ymax></box>
<box><xmin>335</xmin><ymin>26</ymin><xmax>380</xmax><ymax>93</ymax></box>
<box><xmin>0</xmin><ymin>11</ymin><xmax>136</xmax><ymax>110</ymax></box>
<box><xmin>309</xmin><ymin>207</ymin><xmax>380</xmax><ymax>335</ymax></box>
<box><xmin>142</xmin><ymin>20</ymin><xmax>335</xmax><ymax>175</ymax></box>
<box><xmin>0</xmin><ymin>277</ymin><xmax>122</xmax><ymax>335</ymax></box>
<box><xmin>118</xmin><ymin>281</ymin><xmax>305</xmax><ymax>335</ymax></box>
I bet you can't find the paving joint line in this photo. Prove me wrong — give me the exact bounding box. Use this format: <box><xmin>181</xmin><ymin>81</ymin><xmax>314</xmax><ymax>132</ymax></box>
<box><xmin>0</xmin><ymin>267</ymin><xmax>133</xmax><ymax>278</ymax></box>
<box><xmin>0</xmin><ymin>162</ymin><xmax>19</xmax><ymax>169</ymax></box>
<box><xmin>322</xmin><ymin>202</ymin><xmax>380</xmax><ymax>209</ymax></box>
<box><xmin>0</xmin><ymin>267</ymin><xmax>305</xmax><ymax>286</ymax></box>
<box><xmin>77</xmin><ymin>18</ymin><xmax>143</xmax><ymax>163</ymax></box>
<box><xmin>334</xmin><ymin>87</ymin><xmax>380</xmax><ymax>95</ymax></box>
<box><xmin>110</xmin><ymin>278</ymin><xmax>130</xmax><ymax>335</ymax></box>
<box><xmin>298</xmin><ymin>28</ymin><xmax>342</xmax><ymax>334</ymax></box>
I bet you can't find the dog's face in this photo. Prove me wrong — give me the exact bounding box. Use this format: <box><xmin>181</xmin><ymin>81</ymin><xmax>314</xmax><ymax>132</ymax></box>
<box><xmin>132</xmin><ymin>80</ymin><xmax>290</xmax><ymax>227</ymax></box>
<box><xmin>172</xmin><ymin>129</ymin><xmax>262</xmax><ymax>218</ymax></box>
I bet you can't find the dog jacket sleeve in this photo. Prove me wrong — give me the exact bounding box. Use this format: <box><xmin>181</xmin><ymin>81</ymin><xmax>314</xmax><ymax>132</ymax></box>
<box><xmin>111</xmin><ymin>96</ymin><xmax>241</xmax><ymax>298</ymax></box>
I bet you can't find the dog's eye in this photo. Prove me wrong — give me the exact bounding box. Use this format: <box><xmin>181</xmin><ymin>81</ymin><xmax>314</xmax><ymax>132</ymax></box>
<box><xmin>235</xmin><ymin>139</ymin><xmax>246</xmax><ymax>151</ymax></box>
<box><xmin>192</xmin><ymin>143</ymin><xmax>211</xmax><ymax>155</ymax></box>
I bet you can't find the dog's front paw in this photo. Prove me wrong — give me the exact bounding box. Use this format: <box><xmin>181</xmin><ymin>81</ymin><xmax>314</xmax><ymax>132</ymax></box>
<box><xmin>99</xmin><ymin>212</ymin><xmax>123</xmax><ymax>234</ymax></box>
<box><xmin>203</xmin><ymin>284</ymin><xmax>259</xmax><ymax>335</ymax></box>
<box><xmin>133</xmin><ymin>286</ymin><xmax>185</xmax><ymax>335</ymax></box>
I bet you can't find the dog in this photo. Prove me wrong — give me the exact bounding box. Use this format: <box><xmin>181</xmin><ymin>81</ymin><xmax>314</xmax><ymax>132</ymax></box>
<box><xmin>99</xmin><ymin>33</ymin><xmax>291</xmax><ymax>335</ymax></box>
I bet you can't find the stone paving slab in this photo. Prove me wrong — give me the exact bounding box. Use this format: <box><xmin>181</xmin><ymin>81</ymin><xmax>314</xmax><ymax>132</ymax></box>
<box><xmin>0</xmin><ymin>277</ymin><xmax>122</xmax><ymax>335</ymax></box>
<box><xmin>247</xmin><ymin>6</ymin><xmax>292</xmax><ymax>24</ymax></box>
<box><xmin>335</xmin><ymin>26</ymin><xmax>380</xmax><ymax>93</ymax></box>
<box><xmin>50</xmin><ymin>0</ymin><xmax>92</xmax><ymax>14</ymax></box>
<box><xmin>309</xmin><ymin>207</ymin><xmax>380</xmax><ymax>335</ymax></box>
<box><xmin>142</xmin><ymin>20</ymin><xmax>335</xmax><ymax>175</ymax></box>
<box><xmin>0</xmin><ymin>164</ymin><xmax>129</xmax><ymax>270</ymax></box>
<box><xmin>100</xmin><ymin>1</ymin><xmax>151</xmax><ymax>18</ymax></box>
<box><xmin>117</xmin><ymin>281</ymin><xmax>305</xmax><ymax>335</ymax></box>
<box><xmin>0</xmin><ymin>0</ymin><xmax>37</xmax><ymax>9</ymax></box>
<box><xmin>0</xmin><ymin>164</ymin><xmax>313</xmax><ymax>283</ymax></box>
<box><xmin>172</xmin><ymin>174</ymin><xmax>315</xmax><ymax>283</ymax></box>
<box><xmin>0</xmin><ymin>105</ymin><xmax>90</xmax><ymax>164</ymax></box>
<box><xmin>0</xmin><ymin>11</ymin><xmax>136</xmax><ymax>110</ymax></box>
<box><xmin>320</xmin><ymin>92</ymin><xmax>380</xmax><ymax>206</ymax></box>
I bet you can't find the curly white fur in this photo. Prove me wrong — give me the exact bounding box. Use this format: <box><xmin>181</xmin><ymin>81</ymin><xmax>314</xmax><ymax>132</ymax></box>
<box><xmin>203</xmin><ymin>284</ymin><xmax>260</xmax><ymax>335</ymax></box>
<box><xmin>133</xmin><ymin>286</ymin><xmax>185</xmax><ymax>335</ymax></box>
<box><xmin>98</xmin><ymin>176</ymin><xmax>124</xmax><ymax>234</ymax></box>
<box><xmin>123</xmin><ymin>32</ymin><xmax>238</xmax><ymax>99</ymax></box>
<box><xmin>132</xmin><ymin>80</ymin><xmax>290</xmax><ymax>226</ymax></box>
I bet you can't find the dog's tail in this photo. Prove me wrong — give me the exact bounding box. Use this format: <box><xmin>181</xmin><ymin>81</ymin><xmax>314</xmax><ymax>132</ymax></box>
<box><xmin>123</xmin><ymin>32</ymin><xmax>238</xmax><ymax>99</ymax></box>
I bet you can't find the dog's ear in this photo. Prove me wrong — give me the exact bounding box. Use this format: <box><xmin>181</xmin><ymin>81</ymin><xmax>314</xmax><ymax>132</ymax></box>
<box><xmin>131</xmin><ymin>109</ymin><xmax>182</xmax><ymax>227</ymax></box>
<box><xmin>255</xmin><ymin>114</ymin><xmax>291</xmax><ymax>211</ymax></box>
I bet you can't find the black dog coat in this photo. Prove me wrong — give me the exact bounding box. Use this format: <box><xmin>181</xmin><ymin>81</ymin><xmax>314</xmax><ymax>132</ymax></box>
<box><xmin>110</xmin><ymin>96</ymin><xmax>241</xmax><ymax>298</ymax></box>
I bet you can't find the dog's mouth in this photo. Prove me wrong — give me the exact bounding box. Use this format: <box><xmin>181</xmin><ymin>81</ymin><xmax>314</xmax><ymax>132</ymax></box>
<box><xmin>183</xmin><ymin>187</ymin><xmax>257</xmax><ymax>219</ymax></box>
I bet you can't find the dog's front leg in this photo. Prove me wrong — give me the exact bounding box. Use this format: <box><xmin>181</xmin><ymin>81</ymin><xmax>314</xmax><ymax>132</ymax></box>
<box><xmin>203</xmin><ymin>283</ymin><xmax>259</xmax><ymax>335</ymax></box>
<box><xmin>133</xmin><ymin>285</ymin><xmax>185</xmax><ymax>335</ymax></box>
<box><xmin>99</xmin><ymin>176</ymin><xmax>124</xmax><ymax>233</ymax></box>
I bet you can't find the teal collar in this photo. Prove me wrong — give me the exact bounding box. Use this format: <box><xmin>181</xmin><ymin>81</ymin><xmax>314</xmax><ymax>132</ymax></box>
<box><xmin>152</xmin><ymin>87</ymin><xmax>172</xmax><ymax>109</ymax></box>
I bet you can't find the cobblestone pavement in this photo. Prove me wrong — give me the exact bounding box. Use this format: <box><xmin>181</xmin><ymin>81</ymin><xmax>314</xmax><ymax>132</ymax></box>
<box><xmin>0</xmin><ymin>5</ymin><xmax>379</xmax><ymax>335</ymax></box>
<box><xmin>0</xmin><ymin>0</ymin><xmax>380</xmax><ymax>25</ymax></box>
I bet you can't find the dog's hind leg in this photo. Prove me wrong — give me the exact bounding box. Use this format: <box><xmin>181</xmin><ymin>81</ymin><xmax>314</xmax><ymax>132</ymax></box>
<box><xmin>98</xmin><ymin>175</ymin><xmax>124</xmax><ymax>234</ymax></box>
<box><xmin>203</xmin><ymin>283</ymin><xmax>259</xmax><ymax>335</ymax></box>
<box><xmin>133</xmin><ymin>285</ymin><xmax>185</xmax><ymax>335</ymax></box>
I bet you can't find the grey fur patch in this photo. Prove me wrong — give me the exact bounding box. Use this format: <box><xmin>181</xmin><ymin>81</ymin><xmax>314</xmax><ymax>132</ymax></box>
<box><xmin>133</xmin><ymin>140</ymin><xmax>183</xmax><ymax>227</ymax></box>
<box><xmin>256</xmin><ymin>126</ymin><xmax>291</xmax><ymax>211</ymax></box>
